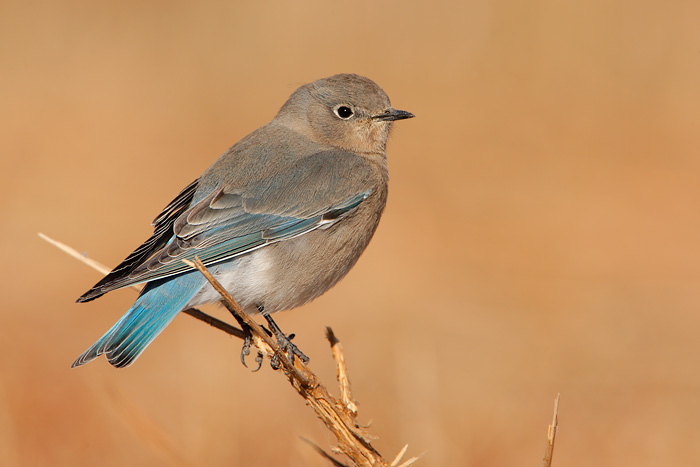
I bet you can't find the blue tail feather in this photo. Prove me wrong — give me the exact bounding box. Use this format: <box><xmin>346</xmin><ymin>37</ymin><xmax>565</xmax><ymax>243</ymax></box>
<box><xmin>72</xmin><ymin>272</ymin><xmax>203</xmax><ymax>368</ymax></box>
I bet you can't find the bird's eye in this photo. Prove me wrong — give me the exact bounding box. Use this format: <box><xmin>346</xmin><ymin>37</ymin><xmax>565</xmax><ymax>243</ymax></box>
<box><xmin>334</xmin><ymin>105</ymin><xmax>354</xmax><ymax>120</ymax></box>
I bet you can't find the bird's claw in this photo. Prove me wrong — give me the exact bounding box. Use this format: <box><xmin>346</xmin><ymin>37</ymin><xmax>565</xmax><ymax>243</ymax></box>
<box><xmin>259</xmin><ymin>307</ymin><xmax>309</xmax><ymax>369</ymax></box>
<box><xmin>239</xmin><ymin>326</ymin><xmax>263</xmax><ymax>372</ymax></box>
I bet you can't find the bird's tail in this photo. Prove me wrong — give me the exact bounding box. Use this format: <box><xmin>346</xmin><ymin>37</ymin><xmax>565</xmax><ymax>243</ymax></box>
<box><xmin>72</xmin><ymin>274</ymin><xmax>200</xmax><ymax>368</ymax></box>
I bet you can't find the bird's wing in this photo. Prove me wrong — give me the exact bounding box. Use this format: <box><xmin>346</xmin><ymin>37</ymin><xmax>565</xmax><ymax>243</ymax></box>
<box><xmin>77</xmin><ymin>151</ymin><xmax>374</xmax><ymax>302</ymax></box>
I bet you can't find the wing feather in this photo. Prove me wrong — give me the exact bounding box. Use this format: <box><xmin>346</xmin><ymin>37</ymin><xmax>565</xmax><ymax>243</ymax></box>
<box><xmin>76</xmin><ymin>151</ymin><xmax>374</xmax><ymax>303</ymax></box>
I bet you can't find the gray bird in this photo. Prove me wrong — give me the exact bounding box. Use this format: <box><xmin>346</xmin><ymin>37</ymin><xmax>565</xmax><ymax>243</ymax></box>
<box><xmin>73</xmin><ymin>73</ymin><xmax>414</xmax><ymax>368</ymax></box>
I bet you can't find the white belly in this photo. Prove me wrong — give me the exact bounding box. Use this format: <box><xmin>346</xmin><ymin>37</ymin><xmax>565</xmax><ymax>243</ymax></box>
<box><xmin>185</xmin><ymin>247</ymin><xmax>274</xmax><ymax>313</ymax></box>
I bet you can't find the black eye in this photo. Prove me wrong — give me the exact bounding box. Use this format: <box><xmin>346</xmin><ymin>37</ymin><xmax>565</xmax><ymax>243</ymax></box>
<box><xmin>334</xmin><ymin>106</ymin><xmax>353</xmax><ymax>119</ymax></box>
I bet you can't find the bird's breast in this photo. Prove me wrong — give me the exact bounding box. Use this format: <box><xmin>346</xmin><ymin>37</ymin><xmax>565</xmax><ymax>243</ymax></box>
<box><xmin>188</xmin><ymin>186</ymin><xmax>387</xmax><ymax>313</ymax></box>
<box><xmin>260</xmin><ymin>189</ymin><xmax>386</xmax><ymax>311</ymax></box>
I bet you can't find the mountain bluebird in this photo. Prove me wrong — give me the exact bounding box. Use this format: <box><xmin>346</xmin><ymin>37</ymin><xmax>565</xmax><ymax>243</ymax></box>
<box><xmin>73</xmin><ymin>73</ymin><xmax>413</xmax><ymax>368</ymax></box>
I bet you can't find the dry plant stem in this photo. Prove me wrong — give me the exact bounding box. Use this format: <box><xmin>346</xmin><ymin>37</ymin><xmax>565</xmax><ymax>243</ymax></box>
<box><xmin>301</xmin><ymin>437</ymin><xmax>349</xmax><ymax>467</ymax></box>
<box><xmin>184</xmin><ymin>256</ymin><xmax>392</xmax><ymax>467</ymax></box>
<box><xmin>181</xmin><ymin>307</ymin><xmax>245</xmax><ymax>340</ymax></box>
<box><xmin>393</xmin><ymin>453</ymin><xmax>422</xmax><ymax>467</ymax></box>
<box><xmin>38</xmin><ymin>233</ymin><xmax>245</xmax><ymax>340</ymax></box>
<box><xmin>326</xmin><ymin>327</ymin><xmax>358</xmax><ymax>416</ymax></box>
<box><xmin>181</xmin><ymin>258</ymin><xmax>307</xmax><ymax>382</ymax></box>
<box><xmin>390</xmin><ymin>446</ymin><xmax>409</xmax><ymax>467</ymax></box>
<box><xmin>543</xmin><ymin>393</ymin><xmax>560</xmax><ymax>467</ymax></box>
<box><xmin>40</xmin><ymin>233</ymin><xmax>414</xmax><ymax>466</ymax></box>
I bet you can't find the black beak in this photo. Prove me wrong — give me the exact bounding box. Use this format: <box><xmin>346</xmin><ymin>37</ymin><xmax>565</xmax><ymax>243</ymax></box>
<box><xmin>371</xmin><ymin>108</ymin><xmax>415</xmax><ymax>122</ymax></box>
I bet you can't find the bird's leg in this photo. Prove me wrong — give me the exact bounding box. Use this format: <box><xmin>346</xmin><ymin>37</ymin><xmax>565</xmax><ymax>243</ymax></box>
<box><xmin>239</xmin><ymin>326</ymin><xmax>263</xmax><ymax>372</ymax></box>
<box><xmin>226</xmin><ymin>308</ymin><xmax>263</xmax><ymax>372</ymax></box>
<box><xmin>258</xmin><ymin>306</ymin><xmax>310</xmax><ymax>369</ymax></box>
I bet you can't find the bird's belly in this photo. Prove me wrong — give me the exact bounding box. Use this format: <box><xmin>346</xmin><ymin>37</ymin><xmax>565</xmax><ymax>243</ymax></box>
<box><xmin>185</xmin><ymin>210</ymin><xmax>379</xmax><ymax>314</ymax></box>
<box><xmin>185</xmin><ymin>247</ymin><xmax>275</xmax><ymax>313</ymax></box>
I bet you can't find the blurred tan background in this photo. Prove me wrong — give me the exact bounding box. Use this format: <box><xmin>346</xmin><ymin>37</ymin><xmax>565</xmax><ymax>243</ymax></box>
<box><xmin>2</xmin><ymin>0</ymin><xmax>699</xmax><ymax>465</ymax></box>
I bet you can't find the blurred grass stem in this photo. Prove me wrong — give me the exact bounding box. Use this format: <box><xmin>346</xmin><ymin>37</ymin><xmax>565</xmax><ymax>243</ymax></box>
<box><xmin>38</xmin><ymin>232</ymin><xmax>245</xmax><ymax>339</ymax></box>
<box><xmin>543</xmin><ymin>393</ymin><xmax>561</xmax><ymax>467</ymax></box>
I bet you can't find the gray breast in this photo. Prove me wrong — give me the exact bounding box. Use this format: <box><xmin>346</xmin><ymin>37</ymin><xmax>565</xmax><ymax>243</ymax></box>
<box><xmin>189</xmin><ymin>184</ymin><xmax>388</xmax><ymax>313</ymax></box>
<box><xmin>254</xmin><ymin>185</ymin><xmax>387</xmax><ymax>312</ymax></box>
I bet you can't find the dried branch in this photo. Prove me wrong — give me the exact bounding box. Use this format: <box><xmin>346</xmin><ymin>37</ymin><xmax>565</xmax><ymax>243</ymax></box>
<box><xmin>41</xmin><ymin>233</ymin><xmax>415</xmax><ymax>466</ymax></box>
<box><xmin>185</xmin><ymin>257</ymin><xmax>403</xmax><ymax>466</ymax></box>
<box><xmin>389</xmin><ymin>445</ymin><xmax>422</xmax><ymax>467</ymax></box>
<box><xmin>326</xmin><ymin>327</ymin><xmax>358</xmax><ymax>416</ymax></box>
<box><xmin>301</xmin><ymin>437</ymin><xmax>349</xmax><ymax>467</ymax></box>
<box><xmin>542</xmin><ymin>393</ymin><xmax>560</xmax><ymax>467</ymax></box>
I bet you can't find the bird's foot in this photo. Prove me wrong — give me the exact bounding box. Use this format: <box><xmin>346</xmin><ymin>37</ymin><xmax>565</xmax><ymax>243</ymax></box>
<box><xmin>259</xmin><ymin>306</ymin><xmax>310</xmax><ymax>369</ymax></box>
<box><xmin>240</xmin><ymin>325</ymin><xmax>263</xmax><ymax>372</ymax></box>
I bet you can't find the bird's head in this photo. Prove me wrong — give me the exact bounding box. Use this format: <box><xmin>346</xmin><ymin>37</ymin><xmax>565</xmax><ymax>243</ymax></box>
<box><xmin>276</xmin><ymin>74</ymin><xmax>414</xmax><ymax>156</ymax></box>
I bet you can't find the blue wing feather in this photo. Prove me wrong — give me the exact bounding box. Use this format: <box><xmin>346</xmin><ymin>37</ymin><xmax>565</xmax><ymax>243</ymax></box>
<box><xmin>78</xmin><ymin>190</ymin><xmax>371</xmax><ymax>300</ymax></box>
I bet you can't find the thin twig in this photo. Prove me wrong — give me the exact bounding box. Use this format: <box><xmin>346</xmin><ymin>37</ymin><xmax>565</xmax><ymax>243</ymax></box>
<box><xmin>181</xmin><ymin>258</ymin><xmax>307</xmax><ymax>383</ymax></box>
<box><xmin>301</xmin><ymin>437</ymin><xmax>349</xmax><ymax>467</ymax></box>
<box><xmin>326</xmin><ymin>327</ymin><xmax>358</xmax><ymax>416</ymax></box>
<box><xmin>394</xmin><ymin>455</ymin><xmax>422</xmax><ymax>467</ymax></box>
<box><xmin>543</xmin><ymin>393</ymin><xmax>560</xmax><ymax>467</ymax></box>
<box><xmin>185</xmin><ymin>256</ymin><xmax>395</xmax><ymax>467</ymax></box>
<box><xmin>390</xmin><ymin>445</ymin><xmax>409</xmax><ymax>467</ymax></box>
<box><xmin>180</xmin><ymin>307</ymin><xmax>245</xmax><ymax>340</ymax></box>
<box><xmin>41</xmin><ymin>233</ymin><xmax>415</xmax><ymax>466</ymax></box>
<box><xmin>38</xmin><ymin>232</ymin><xmax>245</xmax><ymax>339</ymax></box>
<box><xmin>389</xmin><ymin>444</ymin><xmax>423</xmax><ymax>467</ymax></box>
<box><xmin>39</xmin><ymin>233</ymin><xmax>136</xmax><ymax>285</ymax></box>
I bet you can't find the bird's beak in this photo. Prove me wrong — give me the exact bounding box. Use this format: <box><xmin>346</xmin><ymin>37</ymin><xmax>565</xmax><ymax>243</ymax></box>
<box><xmin>371</xmin><ymin>108</ymin><xmax>415</xmax><ymax>122</ymax></box>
